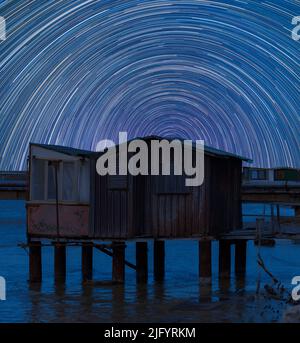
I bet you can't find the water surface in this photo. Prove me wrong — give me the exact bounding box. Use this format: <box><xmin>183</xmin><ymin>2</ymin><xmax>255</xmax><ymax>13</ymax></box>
<box><xmin>0</xmin><ymin>200</ymin><xmax>299</xmax><ymax>323</ymax></box>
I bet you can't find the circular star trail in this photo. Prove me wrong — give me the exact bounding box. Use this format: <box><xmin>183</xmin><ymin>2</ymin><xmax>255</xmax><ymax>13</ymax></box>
<box><xmin>0</xmin><ymin>0</ymin><xmax>299</xmax><ymax>170</ymax></box>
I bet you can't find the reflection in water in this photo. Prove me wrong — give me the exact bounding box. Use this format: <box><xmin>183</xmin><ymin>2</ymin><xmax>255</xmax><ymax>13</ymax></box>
<box><xmin>219</xmin><ymin>276</ymin><xmax>231</xmax><ymax>299</ymax></box>
<box><xmin>135</xmin><ymin>284</ymin><xmax>149</xmax><ymax>321</ymax></box>
<box><xmin>199</xmin><ymin>278</ymin><xmax>212</xmax><ymax>303</ymax></box>
<box><xmin>28</xmin><ymin>283</ymin><xmax>42</xmax><ymax>323</ymax></box>
<box><xmin>112</xmin><ymin>284</ymin><xmax>125</xmax><ymax>321</ymax></box>
<box><xmin>235</xmin><ymin>275</ymin><xmax>246</xmax><ymax>293</ymax></box>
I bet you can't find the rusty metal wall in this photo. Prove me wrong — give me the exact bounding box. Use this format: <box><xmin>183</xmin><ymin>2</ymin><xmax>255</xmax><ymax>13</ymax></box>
<box><xmin>27</xmin><ymin>203</ymin><xmax>90</xmax><ymax>238</ymax></box>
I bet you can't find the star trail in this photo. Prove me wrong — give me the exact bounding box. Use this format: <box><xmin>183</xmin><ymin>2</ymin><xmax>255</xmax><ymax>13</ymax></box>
<box><xmin>0</xmin><ymin>0</ymin><xmax>299</xmax><ymax>170</ymax></box>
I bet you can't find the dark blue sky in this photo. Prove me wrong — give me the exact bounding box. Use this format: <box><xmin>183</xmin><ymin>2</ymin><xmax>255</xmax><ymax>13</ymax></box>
<box><xmin>0</xmin><ymin>0</ymin><xmax>299</xmax><ymax>170</ymax></box>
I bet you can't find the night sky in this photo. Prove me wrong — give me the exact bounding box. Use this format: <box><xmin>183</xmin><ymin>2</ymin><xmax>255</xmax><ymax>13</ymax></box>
<box><xmin>0</xmin><ymin>0</ymin><xmax>299</xmax><ymax>170</ymax></box>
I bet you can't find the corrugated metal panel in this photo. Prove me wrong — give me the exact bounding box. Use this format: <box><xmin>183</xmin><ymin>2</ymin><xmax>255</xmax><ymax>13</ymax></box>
<box><xmin>94</xmin><ymin>173</ymin><xmax>131</xmax><ymax>239</ymax></box>
<box><xmin>92</xmin><ymin>154</ymin><xmax>242</xmax><ymax>239</ymax></box>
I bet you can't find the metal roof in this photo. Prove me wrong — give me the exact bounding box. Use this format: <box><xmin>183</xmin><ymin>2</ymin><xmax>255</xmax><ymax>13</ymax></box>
<box><xmin>31</xmin><ymin>137</ymin><xmax>252</xmax><ymax>162</ymax></box>
<box><xmin>31</xmin><ymin>143</ymin><xmax>98</xmax><ymax>157</ymax></box>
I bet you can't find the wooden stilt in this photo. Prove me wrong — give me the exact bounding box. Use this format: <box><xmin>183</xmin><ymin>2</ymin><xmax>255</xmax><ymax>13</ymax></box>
<box><xmin>154</xmin><ymin>240</ymin><xmax>165</xmax><ymax>281</ymax></box>
<box><xmin>112</xmin><ymin>241</ymin><xmax>125</xmax><ymax>283</ymax></box>
<box><xmin>136</xmin><ymin>242</ymin><xmax>148</xmax><ymax>283</ymax></box>
<box><xmin>235</xmin><ymin>240</ymin><xmax>247</xmax><ymax>276</ymax></box>
<box><xmin>82</xmin><ymin>242</ymin><xmax>93</xmax><ymax>282</ymax></box>
<box><xmin>219</xmin><ymin>239</ymin><xmax>231</xmax><ymax>277</ymax></box>
<box><xmin>29</xmin><ymin>241</ymin><xmax>42</xmax><ymax>283</ymax></box>
<box><xmin>199</xmin><ymin>240</ymin><xmax>212</xmax><ymax>278</ymax></box>
<box><xmin>54</xmin><ymin>242</ymin><xmax>66</xmax><ymax>283</ymax></box>
<box><xmin>271</xmin><ymin>204</ymin><xmax>275</xmax><ymax>233</ymax></box>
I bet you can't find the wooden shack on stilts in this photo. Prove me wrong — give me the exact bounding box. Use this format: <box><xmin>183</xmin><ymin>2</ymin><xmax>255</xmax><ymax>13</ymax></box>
<box><xmin>26</xmin><ymin>137</ymin><xmax>251</xmax><ymax>286</ymax></box>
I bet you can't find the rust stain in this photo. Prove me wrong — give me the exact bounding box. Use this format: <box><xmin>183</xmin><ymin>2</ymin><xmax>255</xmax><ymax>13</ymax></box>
<box><xmin>28</xmin><ymin>204</ymin><xmax>89</xmax><ymax>237</ymax></box>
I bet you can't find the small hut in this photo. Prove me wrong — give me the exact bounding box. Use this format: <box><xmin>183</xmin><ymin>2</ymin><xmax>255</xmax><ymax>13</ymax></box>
<box><xmin>27</xmin><ymin>137</ymin><xmax>250</xmax><ymax>241</ymax></box>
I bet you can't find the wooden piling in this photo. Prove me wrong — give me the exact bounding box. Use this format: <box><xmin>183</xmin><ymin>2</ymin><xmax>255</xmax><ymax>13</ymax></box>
<box><xmin>112</xmin><ymin>241</ymin><xmax>125</xmax><ymax>283</ymax></box>
<box><xmin>82</xmin><ymin>242</ymin><xmax>93</xmax><ymax>282</ymax></box>
<box><xmin>234</xmin><ymin>240</ymin><xmax>247</xmax><ymax>276</ymax></box>
<box><xmin>54</xmin><ymin>242</ymin><xmax>66</xmax><ymax>283</ymax></box>
<box><xmin>136</xmin><ymin>242</ymin><xmax>148</xmax><ymax>283</ymax></box>
<box><xmin>295</xmin><ymin>206</ymin><xmax>300</xmax><ymax>217</ymax></box>
<box><xmin>199</xmin><ymin>240</ymin><xmax>212</xmax><ymax>278</ymax></box>
<box><xmin>29</xmin><ymin>241</ymin><xmax>42</xmax><ymax>283</ymax></box>
<box><xmin>154</xmin><ymin>240</ymin><xmax>165</xmax><ymax>281</ymax></box>
<box><xmin>219</xmin><ymin>239</ymin><xmax>231</xmax><ymax>277</ymax></box>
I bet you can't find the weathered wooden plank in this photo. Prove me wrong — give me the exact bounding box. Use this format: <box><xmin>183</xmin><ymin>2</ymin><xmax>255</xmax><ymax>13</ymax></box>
<box><xmin>199</xmin><ymin>240</ymin><xmax>212</xmax><ymax>278</ymax></box>
<box><xmin>136</xmin><ymin>242</ymin><xmax>148</xmax><ymax>283</ymax></box>
<box><xmin>219</xmin><ymin>239</ymin><xmax>231</xmax><ymax>277</ymax></box>
<box><xmin>154</xmin><ymin>240</ymin><xmax>165</xmax><ymax>281</ymax></box>
<box><xmin>54</xmin><ymin>242</ymin><xmax>66</xmax><ymax>283</ymax></box>
<box><xmin>235</xmin><ymin>240</ymin><xmax>247</xmax><ymax>276</ymax></box>
<box><xmin>112</xmin><ymin>241</ymin><xmax>125</xmax><ymax>283</ymax></box>
<box><xmin>29</xmin><ymin>241</ymin><xmax>42</xmax><ymax>283</ymax></box>
<box><xmin>82</xmin><ymin>242</ymin><xmax>93</xmax><ymax>281</ymax></box>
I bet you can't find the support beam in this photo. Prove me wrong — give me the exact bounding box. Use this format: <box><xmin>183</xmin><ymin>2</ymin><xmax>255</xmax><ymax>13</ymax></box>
<box><xmin>94</xmin><ymin>244</ymin><xmax>136</xmax><ymax>270</ymax></box>
<box><xmin>219</xmin><ymin>240</ymin><xmax>231</xmax><ymax>277</ymax></box>
<box><xmin>82</xmin><ymin>242</ymin><xmax>93</xmax><ymax>282</ymax></box>
<box><xmin>54</xmin><ymin>242</ymin><xmax>66</xmax><ymax>283</ymax></box>
<box><xmin>112</xmin><ymin>241</ymin><xmax>125</xmax><ymax>283</ymax></box>
<box><xmin>199</xmin><ymin>240</ymin><xmax>212</xmax><ymax>278</ymax></box>
<box><xmin>235</xmin><ymin>240</ymin><xmax>247</xmax><ymax>276</ymax></box>
<box><xmin>29</xmin><ymin>241</ymin><xmax>42</xmax><ymax>283</ymax></box>
<box><xmin>295</xmin><ymin>206</ymin><xmax>300</xmax><ymax>217</ymax></box>
<box><xmin>136</xmin><ymin>242</ymin><xmax>148</xmax><ymax>283</ymax></box>
<box><xmin>154</xmin><ymin>240</ymin><xmax>165</xmax><ymax>281</ymax></box>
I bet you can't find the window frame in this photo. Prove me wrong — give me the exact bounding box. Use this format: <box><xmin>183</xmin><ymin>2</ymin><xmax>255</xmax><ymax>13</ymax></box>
<box><xmin>30</xmin><ymin>158</ymin><xmax>81</xmax><ymax>203</ymax></box>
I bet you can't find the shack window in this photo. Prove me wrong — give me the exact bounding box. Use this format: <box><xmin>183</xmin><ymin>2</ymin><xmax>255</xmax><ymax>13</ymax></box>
<box><xmin>47</xmin><ymin>163</ymin><xmax>57</xmax><ymax>200</ymax></box>
<box><xmin>31</xmin><ymin>158</ymin><xmax>80</xmax><ymax>202</ymax></box>
<box><xmin>31</xmin><ymin>159</ymin><xmax>46</xmax><ymax>200</ymax></box>
<box><xmin>250</xmin><ymin>169</ymin><xmax>267</xmax><ymax>180</ymax></box>
<box><xmin>274</xmin><ymin>169</ymin><xmax>300</xmax><ymax>181</ymax></box>
<box><xmin>62</xmin><ymin>162</ymin><xmax>77</xmax><ymax>201</ymax></box>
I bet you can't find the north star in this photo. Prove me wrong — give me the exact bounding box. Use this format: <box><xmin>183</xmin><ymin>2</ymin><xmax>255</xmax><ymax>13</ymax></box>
<box><xmin>104</xmin><ymin>327</ymin><xmax>139</xmax><ymax>341</ymax></box>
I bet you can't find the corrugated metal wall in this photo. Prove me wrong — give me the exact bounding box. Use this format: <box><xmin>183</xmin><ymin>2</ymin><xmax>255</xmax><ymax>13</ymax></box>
<box><xmin>93</xmin><ymin>173</ymin><xmax>131</xmax><ymax>239</ymax></box>
<box><xmin>92</xmin><ymin>154</ymin><xmax>242</xmax><ymax>239</ymax></box>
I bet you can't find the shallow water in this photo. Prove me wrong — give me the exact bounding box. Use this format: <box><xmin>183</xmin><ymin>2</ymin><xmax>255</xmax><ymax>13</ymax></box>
<box><xmin>0</xmin><ymin>200</ymin><xmax>299</xmax><ymax>323</ymax></box>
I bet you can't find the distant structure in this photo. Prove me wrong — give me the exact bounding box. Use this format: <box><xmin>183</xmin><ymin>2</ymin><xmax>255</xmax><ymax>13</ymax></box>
<box><xmin>26</xmin><ymin>137</ymin><xmax>251</xmax><ymax>285</ymax></box>
<box><xmin>243</xmin><ymin>167</ymin><xmax>300</xmax><ymax>185</ymax></box>
<box><xmin>242</xmin><ymin>167</ymin><xmax>300</xmax><ymax>209</ymax></box>
<box><xmin>0</xmin><ymin>171</ymin><xmax>27</xmax><ymax>199</ymax></box>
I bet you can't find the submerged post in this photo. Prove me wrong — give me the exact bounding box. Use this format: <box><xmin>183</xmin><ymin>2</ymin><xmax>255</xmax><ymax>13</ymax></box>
<box><xmin>136</xmin><ymin>242</ymin><xmax>148</xmax><ymax>283</ymax></box>
<box><xmin>82</xmin><ymin>242</ymin><xmax>93</xmax><ymax>282</ymax></box>
<box><xmin>54</xmin><ymin>242</ymin><xmax>66</xmax><ymax>283</ymax></box>
<box><xmin>29</xmin><ymin>241</ymin><xmax>42</xmax><ymax>283</ymax></box>
<box><xmin>219</xmin><ymin>239</ymin><xmax>231</xmax><ymax>277</ymax></box>
<box><xmin>112</xmin><ymin>241</ymin><xmax>125</xmax><ymax>283</ymax></box>
<box><xmin>234</xmin><ymin>240</ymin><xmax>247</xmax><ymax>276</ymax></box>
<box><xmin>154</xmin><ymin>240</ymin><xmax>165</xmax><ymax>282</ymax></box>
<box><xmin>199</xmin><ymin>240</ymin><xmax>212</xmax><ymax>278</ymax></box>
